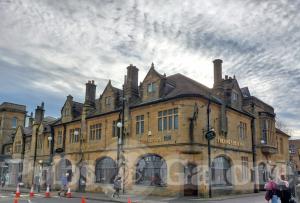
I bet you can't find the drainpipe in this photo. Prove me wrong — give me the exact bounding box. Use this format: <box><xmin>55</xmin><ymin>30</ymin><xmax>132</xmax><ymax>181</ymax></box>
<box><xmin>31</xmin><ymin>124</ymin><xmax>38</xmax><ymax>185</ymax></box>
<box><xmin>251</xmin><ymin>118</ymin><xmax>258</xmax><ymax>193</ymax></box>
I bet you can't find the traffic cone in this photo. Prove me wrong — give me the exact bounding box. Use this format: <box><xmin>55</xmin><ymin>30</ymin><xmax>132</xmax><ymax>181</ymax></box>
<box><xmin>128</xmin><ymin>197</ymin><xmax>132</xmax><ymax>203</ymax></box>
<box><xmin>13</xmin><ymin>198</ymin><xmax>18</xmax><ymax>203</ymax></box>
<box><xmin>81</xmin><ymin>197</ymin><xmax>86</xmax><ymax>203</ymax></box>
<box><xmin>15</xmin><ymin>184</ymin><xmax>20</xmax><ymax>198</ymax></box>
<box><xmin>29</xmin><ymin>186</ymin><xmax>34</xmax><ymax>198</ymax></box>
<box><xmin>66</xmin><ymin>187</ymin><xmax>72</xmax><ymax>198</ymax></box>
<box><xmin>45</xmin><ymin>185</ymin><xmax>50</xmax><ymax>198</ymax></box>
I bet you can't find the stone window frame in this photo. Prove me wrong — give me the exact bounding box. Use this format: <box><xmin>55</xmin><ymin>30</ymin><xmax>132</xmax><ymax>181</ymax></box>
<box><xmin>112</xmin><ymin>120</ymin><xmax>120</xmax><ymax>137</ymax></box>
<box><xmin>89</xmin><ymin>123</ymin><xmax>102</xmax><ymax>141</ymax></box>
<box><xmin>11</xmin><ymin>117</ymin><xmax>18</xmax><ymax>129</ymax></box>
<box><xmin>136</xmin><ymin>115</ymin><xmax>144</xmax><ymax>135</ymax></box>
<box><xmin>147</xmin><ymin>82</ymin><xmax>156</xmax><ymax>94</ymax></box>
<box><xmin>57</xmin><ymin>130</ymin><xmax>63</xmax><ymax>145</ymax></box>
<box><xmin>241</xmin><ymin>156</ymin><xmax>249</xmax><ymax>181</ymax></box>
<box><xmin>239</xmin><ymin>122</ymin><xmax>247</xmax><ymax>140</ymax></box>
<box><xmin>158</xmin><ymin>108</ymin><xmax>178</xmax><ymax>131</ymax></box>
<box><xmin>95</xmin><ymin>157</ymin><xmax>117</xmax><ymax>184</ymax></box>
<box><xmin>69</xmin><ymin>128</ymin><xmax>81</xmax><ymax>143</ymax></box>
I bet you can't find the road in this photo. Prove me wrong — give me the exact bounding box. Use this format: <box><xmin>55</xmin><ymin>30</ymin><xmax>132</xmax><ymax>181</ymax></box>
<box><xmin>0</xmin><ymin>191</ymin><xmax>275</xmax><ymax>203</ymax></box>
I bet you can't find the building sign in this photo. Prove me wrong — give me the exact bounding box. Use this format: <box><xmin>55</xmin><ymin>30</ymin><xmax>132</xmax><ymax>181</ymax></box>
<box><xmin>216</xmin><ymin>138</ymin><xmax>244</xmax><ymax>147</ymax></box>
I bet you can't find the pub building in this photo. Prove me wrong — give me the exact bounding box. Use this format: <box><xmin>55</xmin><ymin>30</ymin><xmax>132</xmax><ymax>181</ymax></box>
<box><xmin>14</xmin><ymin>59</ymin><xmax>289</xmax><ymax>197</ymax></box>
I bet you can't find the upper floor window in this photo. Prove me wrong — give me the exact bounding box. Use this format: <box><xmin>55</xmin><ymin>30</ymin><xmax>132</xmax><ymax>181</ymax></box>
<box><xmin>15</xmin><ymin>141</ymin><xmax>22</xmax><ymax>153</ymax></box>
<box><xmin>90</xmin><ymin>123</ymin><xmax>102</xmax><ymax>140</ymax></box>
<box><xmin>64</xmin><ymin>107</ymin><xmax>70</xmax><ymax>116</ymax></box>
<box><xmin>158</xmin><ymin>108</ymin><xmax>178</xmax><ymax>131</ymax></box>
<box><xmin>147</xmin><ymin>82</ymin><xmax>156</xmax><ymax>94</ymax></box>
<box><xmin>261</xmin><ymin>119</ymin><xmax>271</xmax><ymax>144</ymax></box>
<box><xmin>57</xmin><ymin>130</ymin><xmax>63</xmax><ymax>145</ymax></box>
<box><xmin>239</xmin><ymin>122</ymin><xmax>247</xmax><ymax>139</ymax></box>
<box><xmin>12</xmin><ymin>117</ymin><xmax>18</xmax><ymax>128</ymax></box>
<box><xmin>69</xmin><ymin>128</ymin><xmax>81</xmax><ymax>143</ymax></box>
<box><xmin>112</xmin><ymin>120</ymin><xmax>120</xmax><ymax>137</ymax></box>
<box><xmin>5</xmin><ymin>146</ymin><xmax>12</xmax><ymax>154</ymax></box>
<box><xmin>105</xmin><ymin>97</ymin><xmax>111</xmax><ymax>105</ymax></box>
<box><xmin>280</xmin><ymin>138</ymin><xmax>284</xmax><ymax>154</ymax></box>
<box><xmin>231</xmin><ymin>91</ymin><xmax>238</xmax><ymax>103</ymax></box>
<box><xmin>136</xmin><ymin>115</ymin><xmax>144</xmax><ymax>135</ymax></box>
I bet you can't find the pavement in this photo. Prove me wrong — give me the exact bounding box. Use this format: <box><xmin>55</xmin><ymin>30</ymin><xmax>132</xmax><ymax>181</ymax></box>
<box><xmin>0</xmin><ymin>186</ymin><xmax>272</xmax><ymax>203</ymax></box>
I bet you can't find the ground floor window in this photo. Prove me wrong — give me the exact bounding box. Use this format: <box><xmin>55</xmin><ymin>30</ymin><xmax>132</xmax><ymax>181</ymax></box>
<box><xmin>136</xmin><ymin>154</ymin><xmax>167</xmax><ymax>186</ymax></box>
<box><xmin>55</xmin><ymin>159</ymin><xmax>72</xmax><ymax>182</ymax></box>
<box><xmin>95</xmin><ymin>157</ymin><xmax>117</xmax><ymax>184</ymax></box>
<box><xmin>211</xmin><ymin>156</ymin><xmax>232</xmax><ymax>186</ymax></box>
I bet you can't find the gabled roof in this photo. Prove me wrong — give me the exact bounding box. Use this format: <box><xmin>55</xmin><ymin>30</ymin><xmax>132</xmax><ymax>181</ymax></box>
<box><xmin>276</xmin><ymin>128</ymin><xmax>290</xmax><ymax>137</ymax></box>
<box><xmin>72</xmin><ymin>101</ymin><xmax>83</xmax><ymax>118</ymax></box>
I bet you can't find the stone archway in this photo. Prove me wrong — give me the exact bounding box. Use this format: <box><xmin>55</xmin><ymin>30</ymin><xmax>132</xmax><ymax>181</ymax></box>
<box><xmin>184</xmin><ymin>163</ymin><xmax>198</xmax><ymax>196</ymax></box>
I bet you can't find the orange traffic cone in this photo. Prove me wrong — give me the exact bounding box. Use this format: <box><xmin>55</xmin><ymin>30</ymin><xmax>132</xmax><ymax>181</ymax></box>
<box><xmin>66</xmin><ymin>187</ymin><xmax>72</xmax><ymax>198</ymax></box>
<box><xmin>14</xmin><ymin>198</ymin><xmax>18</xmax><ymax>203</ymax></box>
<box><xmin>29</xmin><ymin>186</ymin><xmax>34</xmax><ymax>198</ymax></box>
<box><xmin>15</xmin><ymin>184</ymin><xmax>20</xmax><ymax>198</ymax></box>
<box><xmin>81</xmin><ymin>197</ymin><xmax>86</xmax><ymax>203</ymax></box>
<box><xmin>45</xmin><ymin>185</ymin><xmax>50</xmax><ymax>198</ymax></box>
<box><xmin>128</xmin><ymin>197</ymin><xmax>132</xmax><ymax>203</ymax></box>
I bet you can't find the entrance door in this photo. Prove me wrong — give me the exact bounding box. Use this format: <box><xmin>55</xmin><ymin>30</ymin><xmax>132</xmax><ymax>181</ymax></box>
<box><xmin>258</xmin><ymin>163</ymin><xmax>267</xmax><ymax>190</ymax></box>
<box><xmin>184</xmin><ymin>163</ymin><xmax>198</xmax><ymax>196</ymax></box>
<box><xmin>78</xmin><ymin>165</ymin><xmax>87</xmax><ymax>192</ymax></box>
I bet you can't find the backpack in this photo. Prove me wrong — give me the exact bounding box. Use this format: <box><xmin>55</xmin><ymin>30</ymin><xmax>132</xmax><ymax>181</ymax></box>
<box><xmin>265</xmin><ymin>190</ymin><xmax>273</xmax><ymax>201</ymax></box>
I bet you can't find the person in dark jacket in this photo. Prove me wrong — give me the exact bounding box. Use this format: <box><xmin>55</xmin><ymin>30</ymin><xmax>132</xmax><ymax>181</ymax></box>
<box><xmin>277</xmin><ymin>176</ymin><xmax>292</xmax><ymax>203</ymax></box>
<box><xmin>112</xmin><ymin>176</ymin><xmax>122</xmax><ymax>198</ymax></box>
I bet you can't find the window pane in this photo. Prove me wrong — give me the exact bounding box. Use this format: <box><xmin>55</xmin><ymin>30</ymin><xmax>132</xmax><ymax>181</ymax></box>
<box><xmin>158</xmin><ymin>118</ymin><xmax>162</xmax><ymax>131</ymax></box>
<box><xmin>163</xmin><ymin>117</ymin><xmax>167</xmax><ymax>130</ymax></box>
<box><xmin>168</xmin><ymin>116</ymin><xmax>173</xmax><ymax>130</ymax></box>
<box><xmin>174</xmin><ymin>115</ymin><xmax>178</xmax><ymax>129</ymax></box>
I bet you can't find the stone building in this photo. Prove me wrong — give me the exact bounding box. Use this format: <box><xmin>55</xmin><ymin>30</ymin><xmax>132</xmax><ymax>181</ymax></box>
<box><xmin>289</xmin><ymin>139</ymin><xmax>300</xmax><ymax>174</ymax></box>
<box><xmin>0</xmin><ymin>102</ymin><xmax>26</xmax><ymax>184</ymax></box>
<box><xmin>16</xmin><ymin>59</ymin><xmax>290</xmax><ymax>197</ymax></box>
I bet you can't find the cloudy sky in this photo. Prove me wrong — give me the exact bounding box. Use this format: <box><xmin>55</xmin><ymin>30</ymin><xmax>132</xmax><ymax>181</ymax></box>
<box><xmin>0</xmin><ymin>0</ymin><xmax>299</xmax><ymax>136</ymax></box>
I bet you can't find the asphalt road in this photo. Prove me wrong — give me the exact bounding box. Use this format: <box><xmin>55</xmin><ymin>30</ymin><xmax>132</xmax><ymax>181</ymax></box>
<box><xmin>0</xmin><ymin>192</ymin><xmax>113</xmax><ymax>203</ymax></box>
<box><xmin>0</xmin><ymin>191</ymin><xmax>277</xmax><ymax>203</ymax></box>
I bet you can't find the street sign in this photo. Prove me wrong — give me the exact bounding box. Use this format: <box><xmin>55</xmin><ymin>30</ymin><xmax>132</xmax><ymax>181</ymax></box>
<box><xmin>205</xmin><ymin>130</ymin><xmax>216</xmax><ymax>140</ymax></box>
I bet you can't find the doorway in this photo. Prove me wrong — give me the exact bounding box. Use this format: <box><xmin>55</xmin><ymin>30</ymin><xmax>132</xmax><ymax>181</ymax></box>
<box><xmin>184</xmin><ymin>163</ymin><xmax>198</xmax><ymax>196</ymax></box>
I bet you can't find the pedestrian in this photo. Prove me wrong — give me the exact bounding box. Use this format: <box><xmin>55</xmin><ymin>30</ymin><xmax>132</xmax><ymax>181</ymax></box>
<box><xmin>1</xmin><ymin>176</ymin><xmax>5</xmax><ymax>187</ymax></box>
<box><xmin>58</xmin><ymin>174</ymin><xmax>68</xmax><ymax>197</ymax></box>
<box><xmin>34</xmin><ymin>175</ymin><xmax>41</xmax><ymax>193</ymax></box>
<box><xmin>277</xmin><ymin>175</ymin><xmax>292</xmax><ymax>203</ymax></box>
<box><xmin>112</xmin><ymin>176</ymin><xmax>122</xmax><ymax>198</ymax></box>
<box><xmin>264</xmin><ymin>177</ymin><xmax>278</xmax><ymax>203</ymax></box>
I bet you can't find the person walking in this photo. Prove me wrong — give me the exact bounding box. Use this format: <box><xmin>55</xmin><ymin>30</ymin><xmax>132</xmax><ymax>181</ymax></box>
<box><xmin>112</xmin><ymin>176</ymin><xmax>122</xmax><ymax>198</ymax></box>
<box><xmin>277</xmin><ymin>175</ymin><xmax>292</xmax><ymax>203</ymax></box>
<box><xmin>265</xmin><ymin>177</ymin><xmax>279</xmax><ymax>203</ymax></box>
<box><xmin>58</xmin><ymin>174</ymin><xmax>68</xmax><ymax>197</ymax></box>
<box><xmin>34</xmin><ymin>175</ymin><xmax>41</xmax><ymax>193</ymax></box>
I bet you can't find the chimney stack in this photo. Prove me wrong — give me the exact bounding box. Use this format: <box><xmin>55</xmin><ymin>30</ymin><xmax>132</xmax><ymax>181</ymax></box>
<box><xmin>28</xmin><ymin>112</ymin><xmax>34</xmax><ymax>127</ymax></box>
<box><xmin>124</xmin><ymin>64</ymin><xmax>139</xmax><ymax>101</ymax></box>
<box><xmin>84</xmin><ymin>80</ymin><xmax>96</xmax><ymax>107</ymax></box>
<box><xmin>34</xmin><ymin>102</ymin><xmax>45</xmax><ymax>124</ymax></box>
<box><xmin>213</xmin><ymin>59</ymin><xmax>223</xmax><ymax>87</ymax></box>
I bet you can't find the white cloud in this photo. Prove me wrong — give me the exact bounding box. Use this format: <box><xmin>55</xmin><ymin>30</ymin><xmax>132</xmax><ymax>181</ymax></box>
<box><xmin>0</xmin><ymin>0</ymin><xmax>299</xmax><ymax>136</ymax></box>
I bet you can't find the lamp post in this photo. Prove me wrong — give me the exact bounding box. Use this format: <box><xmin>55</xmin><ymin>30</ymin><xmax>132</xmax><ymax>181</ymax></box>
<box><xmin>205</xmin><ymin>97</ymin><xmax>216</xmax><ymax>198</ymax></box>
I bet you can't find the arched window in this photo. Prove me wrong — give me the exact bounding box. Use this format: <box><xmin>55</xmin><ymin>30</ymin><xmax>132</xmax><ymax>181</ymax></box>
<box><xmin>12</xmin><ymin>117</ymin><xmax>17</xmax><ymax>128</ymax></box>
<box><xmin>211</xmin><ymin>156</ymin><xmax>232</xmax><ymax>186</ymax></box>
<box><xmin>95</xmin><ymin>157</ymin><xmax>117</xmax><ymax>184</ymax></box>
<box><xmin>135</xmin><ymin>154</ymin><xmax>167</xmax><ymax>186</ymax></box>
<box><xmin>56</xmin><ymin>159</ymin><xmax>72</xmax><ymax>182</ymax></box>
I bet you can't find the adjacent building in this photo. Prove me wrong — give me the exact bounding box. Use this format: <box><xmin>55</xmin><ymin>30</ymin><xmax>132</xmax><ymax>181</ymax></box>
<box><xmin>0</xmin><ymin>102</ymin><xmax>26</xmax><ymax>185</ymax></box>
<box><xmin>9</xmin><ymin>59</ymin><xmax>290</xmax><ymax>197</ymax></box>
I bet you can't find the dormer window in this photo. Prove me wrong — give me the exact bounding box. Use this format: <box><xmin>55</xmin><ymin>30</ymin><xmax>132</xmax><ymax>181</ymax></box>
<box><xmin>12</xmin><ymin>117</ymin><xmax>17</xmax><ymax>128</ymax></box>
<box><xmin>147</xmin><ymin>82</ymin><xmax>156</xmax><ymax>93</ymax></box>
<box><xmin>105</xmin><ymin>96</ymin><xmax>111</xmax><ymax>105</ymax></box>
<box><xmin>231</xmin><ymin>91</ymin><xmax>238</xmax><ymax>102</ymax></box>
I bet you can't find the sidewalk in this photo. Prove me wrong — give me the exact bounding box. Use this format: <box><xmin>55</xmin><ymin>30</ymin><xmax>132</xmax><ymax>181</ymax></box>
<box><xmin>0</xmin><ymin>186</ymin><xmax>264</xmax><ymax>203</ymax></box>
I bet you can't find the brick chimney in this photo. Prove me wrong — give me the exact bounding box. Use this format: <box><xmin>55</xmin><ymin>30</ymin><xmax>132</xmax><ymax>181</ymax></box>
<box><xmin>34</xmin><ymin>102</ymin><xmax>44</xmax><ymax>124</ymax></box>
<box><xmin>213</xmin><ymin>59</ymin><xmax>223</xmax><ymax>87</ymax></box>
<box><xmin>124</xmin><ymin>64</ymin><xmax>139</xmax><ymax>102</ymax></box>
<box><xmin>84</xmin><ymin>80</ymin><xmax>96</xmax><ymax>107</ymax></box>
